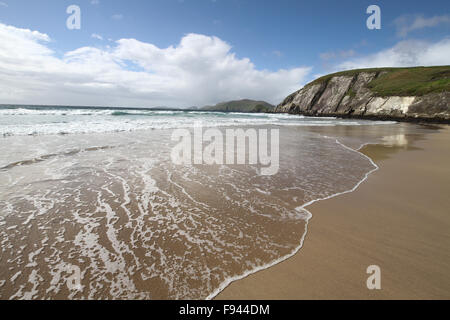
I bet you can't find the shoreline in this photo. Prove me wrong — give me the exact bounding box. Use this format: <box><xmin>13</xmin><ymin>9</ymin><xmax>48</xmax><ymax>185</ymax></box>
<box><xmin>269</xmin><ymin>112</ymin><xmax>450</xmax><ymax>125</ymax></box>
<box><xmin>208</xmin><ymin>133</ymin><xmax>381</xmax><ymax>300</ymax></box>
<box><xmin>216</xmin><ymin>124</ymin><xmax>450</xmax><ymax>300</ymax></box>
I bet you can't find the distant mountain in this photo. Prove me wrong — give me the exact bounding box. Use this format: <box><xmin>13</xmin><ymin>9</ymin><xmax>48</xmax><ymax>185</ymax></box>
<box><xmin>202</xmin><ymin>99</ymin><xmax>274</xmax><ymax>113</ymax></box>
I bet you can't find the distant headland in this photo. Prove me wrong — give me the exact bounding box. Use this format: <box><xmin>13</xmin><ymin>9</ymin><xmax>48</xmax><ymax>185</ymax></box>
<box><xmin>275</xmin><ymin>66</ymin><xmax>450</xmax><ymax>123</ymax></box>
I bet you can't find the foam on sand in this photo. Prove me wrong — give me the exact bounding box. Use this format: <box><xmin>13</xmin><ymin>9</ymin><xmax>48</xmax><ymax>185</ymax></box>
<box><xmin>0</xmin><ymin>111</ymin><xmax>397</xmax><ymax>300</ymax></box>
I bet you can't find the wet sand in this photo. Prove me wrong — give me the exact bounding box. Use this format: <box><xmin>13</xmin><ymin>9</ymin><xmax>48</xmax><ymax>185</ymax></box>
<box><xmin>217</xmin><ymin>125</ymin><xmax>450</xmax><ymax>300</ymax></box>
<box><xmin>2</xmin><ymin>126</ymin><xmax>374</xmax><ymax>300</ymax></box>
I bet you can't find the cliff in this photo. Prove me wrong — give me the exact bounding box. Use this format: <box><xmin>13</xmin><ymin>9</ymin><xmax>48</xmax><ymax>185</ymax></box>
<box><xmin>276</xmin><ymin>66</ymin><xmax>450</xmax><ymax>123</ymax></box>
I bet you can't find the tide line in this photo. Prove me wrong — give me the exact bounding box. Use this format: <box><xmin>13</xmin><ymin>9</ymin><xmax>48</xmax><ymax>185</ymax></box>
<box><xmin>206</xmin><ymin>137</ymin><xmax>380</xmax><ymax>300</ymax></box>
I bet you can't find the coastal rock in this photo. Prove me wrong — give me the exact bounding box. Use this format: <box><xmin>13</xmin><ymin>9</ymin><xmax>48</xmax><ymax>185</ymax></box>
<box><xmin>408</xmin><ymin>92</ymin><xmax>450</xmax><ymax>119</ymax></box>
<box><xmin>275</xmin><ymin>67</ymin><xmax>450</xmax><ymax>122</ymax></box>
<box><xmin>277</xmin><ymin>83</ymin><xmax>326</xmax><ymax>113</ymax></box>
<box><xmin>365</xmin><ymin>96</ymin><xmax>416</xmax><ymax>117</ymax></box>
<box><xmin>312</xmin><ymin>76</ymin><xmax>354</xmax><ymax>114</ymax></box>
<box><xmin>337</xmin><ymin>72</ymin><xmax>377</xmax><ymax>115</ymax></box>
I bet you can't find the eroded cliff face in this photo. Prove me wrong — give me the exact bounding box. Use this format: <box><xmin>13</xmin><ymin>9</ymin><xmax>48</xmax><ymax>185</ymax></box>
<box><xmin>275</xmin><ymin>72</ymin><xmax>450</xmax><ymax>122</ymax></box>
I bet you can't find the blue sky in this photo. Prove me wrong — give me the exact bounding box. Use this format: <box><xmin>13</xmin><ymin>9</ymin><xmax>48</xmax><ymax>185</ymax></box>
<box><xmin>0</xmin><ymin>0</ymin><xmax>449</xmax><ymax>107</ymax></box>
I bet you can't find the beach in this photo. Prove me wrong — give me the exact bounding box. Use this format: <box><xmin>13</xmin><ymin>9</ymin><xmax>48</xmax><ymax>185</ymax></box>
<box><xmin>0</xmin><ymin>107</ymin><xmax>388</xmax><ymax>299</ymax></box>
<box><xmin>217</xmin><ymin>124</ymin><xmax>450</xmax><ymax>300</ymax></box>
<box><xmin>1</xmin><ymin>0</ymin><xmax>449</xmax><ymax>303</ymax></box>
<box><xmin>1</xmin><ymin>106</ymin><xmax>449</xmax><ymax>300</ymax></box>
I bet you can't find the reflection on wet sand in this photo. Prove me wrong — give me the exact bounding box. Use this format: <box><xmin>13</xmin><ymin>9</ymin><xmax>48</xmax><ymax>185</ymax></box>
<box><xmin>0</xmin><ymin>123</ymin><xmax>443</xmax><ymax>300</ymax></box>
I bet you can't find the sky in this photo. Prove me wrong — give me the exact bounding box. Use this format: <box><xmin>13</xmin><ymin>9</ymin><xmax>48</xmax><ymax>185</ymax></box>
<box><xmin>0</xmin><ymin>0</ymin><xmax>449</xmax><ymax>108</ymax></box>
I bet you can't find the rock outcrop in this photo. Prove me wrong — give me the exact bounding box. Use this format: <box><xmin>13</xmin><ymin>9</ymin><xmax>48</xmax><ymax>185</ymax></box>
<box><xmin>275</xmin><ymin>69</ymin><xmax>450</xmax><ymax>123</ymax></box>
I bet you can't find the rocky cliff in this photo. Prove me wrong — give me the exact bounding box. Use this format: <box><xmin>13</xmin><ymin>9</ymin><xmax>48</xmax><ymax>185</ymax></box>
<box><xmin>276</xmin><ymin>67</ymin><xmax>450</xmax><ymax>123</ymax></box>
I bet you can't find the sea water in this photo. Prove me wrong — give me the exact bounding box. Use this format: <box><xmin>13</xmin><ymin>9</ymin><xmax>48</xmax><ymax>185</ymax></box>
<box><xmin>0</xmin><ymin>105</ymin><xmax>399</xmax><ymax>299</ymax></box>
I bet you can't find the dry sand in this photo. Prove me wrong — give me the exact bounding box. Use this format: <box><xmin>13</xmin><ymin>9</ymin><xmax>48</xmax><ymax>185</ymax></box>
<box><xmin>217</xmin><ymin>125</ymin><xmax>450</xmax><ymax>300</ymax></box>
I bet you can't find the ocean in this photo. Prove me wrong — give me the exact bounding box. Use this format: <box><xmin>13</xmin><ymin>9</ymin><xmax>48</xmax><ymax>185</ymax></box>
<box><xmin>0</xmin><ymin>105</ymin><xmax>401</xmax><ymax>299</ymax></box>
<box><xmin>0</xmin><ymin>105</ymin><xmax>396</xmax><ymax>136</ymax></box>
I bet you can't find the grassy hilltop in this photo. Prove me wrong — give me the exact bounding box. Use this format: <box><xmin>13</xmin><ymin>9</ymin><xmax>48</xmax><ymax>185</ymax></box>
<box><xmin>309</xmin><ymin>66</ymin><xmax>450</xmax><ymax>97</ymax></box>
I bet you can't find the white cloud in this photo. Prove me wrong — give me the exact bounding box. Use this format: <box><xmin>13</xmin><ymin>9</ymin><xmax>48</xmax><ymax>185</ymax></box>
<box><xmin>0</xmin><ymin>2</ymin><xmax>8</xmax><ymax>8</ymax></box>
<box><xmin>394</xmin><ymin>14</ymin><xmax>450</xmax><ymax>37</ymax></box>
<box><xmin>0</xmin><ymin>23</ymin><xmax>311</xmax><ymax>107</ymax></box>
<box><xmin>336</xmin><ymin>38</ymin><xmax>450</xmax><ymax>71</ymax></box>
<box><xmin>90</xmin><ymin>0</ymin><xmax>100</xmax><ymax>4</ymax></box>
<box><xmin>91</xmin><ymin>33</ymin><xmax>103</xmax><ymax>40</ymax></box>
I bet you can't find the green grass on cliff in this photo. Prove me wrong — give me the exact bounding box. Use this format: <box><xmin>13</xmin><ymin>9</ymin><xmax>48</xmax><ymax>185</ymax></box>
<box><xmin>309</xmin><ymin>66</ymin><xmax>450</xmax><ymax>97</ymax></box>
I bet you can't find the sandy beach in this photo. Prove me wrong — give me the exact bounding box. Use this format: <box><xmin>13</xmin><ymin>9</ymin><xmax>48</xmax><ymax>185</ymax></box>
<box><xmin>217</xmin><ymin>124</ymin><xmax>450</xmax><ymax>300</ymax></box>
<box><xmin>1</xmin><ymin>110</ymin><xmax>449</xmax><ymax>299</ymax></box>
<box><xmin>1</xmin><ymin>0</ymin><xmax>449</xmax><ymax>304</ymax></box>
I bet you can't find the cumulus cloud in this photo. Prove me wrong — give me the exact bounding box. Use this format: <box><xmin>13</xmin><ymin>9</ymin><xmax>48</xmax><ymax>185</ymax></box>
<box><xmin>394</xmin><ymin>14</ymin><xmax>450</xmax><ymax>37</ymax></box>
<box><xmin>0</xmin><ymin>23</ymin><xmax>311</xmax><ymax>107</ymax></box>
<box><xmin>336</xmin><ymin>38</ymin><xmax>450</xmax><ymax>71</ymax></box>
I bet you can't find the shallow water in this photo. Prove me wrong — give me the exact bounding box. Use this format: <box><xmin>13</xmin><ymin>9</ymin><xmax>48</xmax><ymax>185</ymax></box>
<box><xmin>0</xmin><ymin>106</ymin><xmax>403</xmax><ymax>299</ymax></box>
<box><xmin>0</xmin><ymin>106</ymin><xmax>395</xmax><ymax>136</ymax></box>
